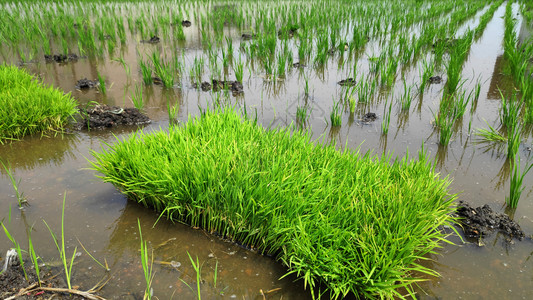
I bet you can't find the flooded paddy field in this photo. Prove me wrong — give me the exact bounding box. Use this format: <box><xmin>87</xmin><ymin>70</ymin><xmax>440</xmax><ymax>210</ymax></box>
<box><xmin>1</xmin><ymin>0</ymin><xmax>533</xmax><ymax>299</ymax></box>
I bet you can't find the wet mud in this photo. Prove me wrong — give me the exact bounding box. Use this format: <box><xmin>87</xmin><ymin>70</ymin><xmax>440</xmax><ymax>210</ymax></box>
<box><xmin>0</xmin><ymin>260</ymin><xmax>85</xmax><ymax>300</ymax></box>
<box><xmin>181</xmin><ymin>20</ymin><xmax>192</xmax><ymax>27</ymax></box>
<box><xmin>361</xmin><ymin>112</ymin><xmax>377</xmax><ymax>123</ymax></box>
<box><xmin>429</xmin><ymin>75</ymin><xmax>443</xmax><ymax>84</ymax></box>
<box><xmin>337</xmin><ymin>78</ymin><xmax>356</xmax><ymax>86</ymax></box>
<box><xmin>77</xmin><ymin>104</ymin><xmax>151</xmax><ymax>129</ymax></box>
<box><xmin>74</xmin><ymin>78</ymin><xmax>99</xmax><ymax>90</ymax></box>
<box><xmin>44</xmin><ymin>54</ymin><xmax>79</xmax><ymax>63</ymax></box>
<box><xmin>141</xmin><ymin>36</ymin><xmax>160</xmax><ymax>44</ymax></box>
<box><xmin>455</xmin><ymin>201</ymin><xmax>525</xmax><ymax>241</ymax></box>
<box><xmin>193</xmin><ymin>79</ymin><xmax>244</xmax><ymax>95</ymax></box>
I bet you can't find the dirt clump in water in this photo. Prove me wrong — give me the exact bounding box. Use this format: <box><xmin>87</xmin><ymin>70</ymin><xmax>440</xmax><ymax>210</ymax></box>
<box><xmin>428</xmin><ymin>76</ymin><xmax>442</xmax><ymax>84</ymax></box>
<box><xmin>241</xmin><ymin>33</ymin><xmax>256</xmax><ymax>40</ymax></box>
<box><xmin>44</xmin><ymin>54</ymin><xmax>79</xmax><ymax>63</ymax></box>
<box><xmin>455</xmin><ymin>201</ymin><xmax>525</xmax><ymax>241</ymax></box>
<box><xmin>75</xmin><ymin>78</ymin><xmax>99</xmax><ymax>90</ymax></box>
<box><xmin>194</xmin><ymin>80</ymin><xmax>244</xmax><ymax>96</ymax></box>
<box><xmin>337</xmin><ymin>78</ymin><xmax>356</xmax><ymax>86</ymax></box>
<box><xmin>361</xmin><ymin>112</ymin><xmax>377</xmax><ymax>123</ymax></box>
<box><xmin>77</xmin><ymin>104</ymin><xmax>151</xmax><ymax>129</ymax></box>
<box><xmin>141</xmin><ymin>36</ymin><xmax>160</xmax><ymax>44</ymax></box>
<box><xmin>181</xmin><ymin>20</ymin><xmax>192</xmax><ymax>27</ymax></box>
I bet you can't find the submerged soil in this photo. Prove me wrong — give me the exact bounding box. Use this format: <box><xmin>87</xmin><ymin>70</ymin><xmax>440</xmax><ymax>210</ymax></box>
<box><xmin>77</xmin><ymin>104</ymin><xmax>151</xmax><ymax>129</ymax></box>
<box><xmin>455</xmin><ymin>201</ymin><xmax>525</xmax><ymax>241</ymax></box>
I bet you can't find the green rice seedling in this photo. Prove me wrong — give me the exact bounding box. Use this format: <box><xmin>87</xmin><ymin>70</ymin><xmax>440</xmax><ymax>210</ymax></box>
<box><xmin>296</xmin><ymin>105</ymin><xmax>309</xmax><ymax>123</ymax></box>
<box><xmin>187</xmin><ymin>252</ymin><xmax>202</xmax><ymax>300</ymax></box>
<box><xmin>131</xmin><ymin>85</ymin><xmax>144</xmax><ymax>111</ymax></box>
<box><xmin>330</xmin><ymin>99</ymin><xmax>342</xmax><ymax>127</ymax></box>
<box><xmin>303</xmin><ymin>73</ymin><xmax>310</xmax><ymax>96</ymax></box>
<box><xmin>438</xmin><ymin>114</ymin><xmax>457</xmax><ymax>146</ymax></box>
<box><xmin>348</xmin><ymin>96</ymin><xmax>357</xmax><ymax>114</ymax></box>
<box><xmin>151</xmin><ymin>52</ymin><xmax>174</xmax><ymax>88</ymax></box>
<box><xmin>382</xmin><ymin>98</ymin><xmax>393</xmax><ymax>135</ymax></box>
<box><xmin>43</xmin><ymin>194</ymin><xmax>78</xmax><ymax>290</ymax></box>
<box><xmin>112</xmin><ymin>56</ymin><xmax>131</xmax><ymax>77</ymax></box>
<box><xmin>1</xmin><ymin>160</ymin><xmax>27</xmax><ymax>208</ymax></box>
<box><xmin>475</xmin><ymin>123</ymin><xmax>507</xmax><ymax>143</ymax></box>
<box><xmin>167</xmin><ymin>99</ymin><xmax>179</xmax><ymax>124</ymax></box>
<box><xmin>1</xmin><ymin>223</ymin><xmax>28</xmax><ymax>280</ymax></box>
<box><xmin>499</xmin><ymin>92</ymin><xmax>521</xmax><ymax>129</ymax></box>
<box><xmin>27</xmin><ymin>225</ymin><xmax>41</xmax><ymax>286</ymax></box>
<box><xmin>399</xmin><ymin>80</ymin><xmax>413</xmax><ymax>111</ymax></box>
<box><xmin>0</xmin><ymin>64</ymin><xmax>77</xmax><ymax>142</ymax></box>
<box><xmin>234</xmin><ymin>58</ymin><xmax>244</xmax><ymax>83</ymax></box>
<box><xmin>138</xmin><ymin>219</ymin><xmax>154</xmax><ymax>300</ymax></box>
<box><xmin>97</xmin><ymin>72</ymin><xmax>106</xmax><ymax>95</ymax></box>
<box><xmin>507</xmin><ymin>122</ymin><xmax>521</xmax><ymax>159</ymax></box>
<box><xmin>140</xmin><ymin>59</ymin><xmax>153</xmax><ymax>85</ymax></box>
<box><xmin>506</xmin><ymin>156</ymin><xmax>533</xmax><ymax>208</ymax></box>
<box><xmin>91</xmin><ymin>108</ymin><xmax>457</xmax><ymax>299</ymax></box>
<box><xmin>419</xmin><ymin>58</ymin><xmax>434</xmax><ymax>94</ymax></box>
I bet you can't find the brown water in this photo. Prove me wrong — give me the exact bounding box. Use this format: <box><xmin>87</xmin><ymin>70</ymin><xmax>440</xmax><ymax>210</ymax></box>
<box><xmin>1</xmin><ymin>1</ymin><xmax>533</xmax><ymax>299</ymax></box>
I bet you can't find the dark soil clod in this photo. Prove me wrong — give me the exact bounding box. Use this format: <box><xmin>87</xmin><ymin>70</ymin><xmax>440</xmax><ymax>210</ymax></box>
<box><xmin>44</xmin><ymin>53</ymin><xmax>79</xmax><ymax>63</ymax></box>
<box><xmin>194</xmin><ymin>80</ymin><xmax>244</xmax><ymax>96</ymax></box>
<box><xmin>241</xmin><ymin>33</ymin><xmax>256</xmax><ymax>40</ymax></box>
<box><xmin>455</xmin><ymin>201</ymin><xmax>525</xmax><ymax>241</ymax></box>
<box><xmin>74</xmin><ymin>78</ymin><xmax>99</xmax><ymax>89</ymax></box>
<box><xmin>429</xmin><ymin>75</ymin><xmax>442</xmax><ymax>84</ymax></box>
<box><xmin>152</xmin><ymin>77</ymin><xmax>163</xmax><ymax>85</ymax></box>
<box><xmin>337</xmin><ymin>78</ymin><xmax>356</xmax><ymax>86</ymax></box>
<box><xmin>361</xmin><ymin>112</ymin><xmax>377</xmax><ymax>123</ymax></box>
<box><xmin>181</xmin><ymin>20</ymin><xmax>192</xmax><ymax>27</ymax></box>
<box><xmin>292</xmin><ymin>62</ymin><xmax>306</xmax><ymax>68</ymax></box>
<box><xmin>77</xmin><ymin>104</ymin><xmax>151</xmax><ymax>129</ymax></box>
<box><xmin>141</xmin><ymin>36</ymin><xmax>160</xmax><ymax>44</ymax></box>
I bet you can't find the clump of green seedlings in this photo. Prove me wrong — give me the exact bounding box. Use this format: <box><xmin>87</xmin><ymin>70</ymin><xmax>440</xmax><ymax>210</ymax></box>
<box><xmin>91</xmin><ymin>108</ymin><xmax>457</xmax><ymax>299</ymax></box>
<box><xmin>0</xmin><ymin>65</ymin><xmax>77</xmax><ymax>143</ymax></box>
<box><xmin>330</xmin><ymin>99</ymin><xmax>342</xmax><ymax>127</ymax></box>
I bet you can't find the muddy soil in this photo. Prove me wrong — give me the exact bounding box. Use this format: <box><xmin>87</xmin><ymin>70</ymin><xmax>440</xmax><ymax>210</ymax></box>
<box><xmin>0</xmin><ymin>260</ymin><xmax>86</xmax><ymax>300</ymax></box>
<box><xmin>455</xmin><ymin>201</ymin><xmax>525</xmax><ymax>241</ymax></box>
<box><xmin>44</xmin><ymin>54</ymin><xmax>79</xmax><ymax>63</ymax></box>
<box><xmin>361</xmin><ymin>112</ymin><xmax>377</xmax><ymax>123</ymax></box>
<box><xmin>77</xmin><ymin>104</ymin><xmax>151</xmax><ymax>129</ymax></box>
<box><xmin>181</xmin><ymin>20</ymin><xmax>191</xmax><ymax>27</ymax></box>
<box><xmin>141</xmin><ymin>36</ymin><xmax>160</xmax><ymax>44</ymax></box>
<box><xmin>75</xmin><ymin>78</ymin><xmax>99</xmax><ymax>90</ymax></box>
<box><xmin>193</xmin><ymin>79</ymin><xmax>244</xmax><ymax>95</ymax></box>
<box><xmin>337</xmin><ymin>78</ymin><xmax>356</xmax><ymax>86</ymax></box>
<box><xmin>429</xmin><ymin>75</ymin><xmax>443</xmax><ymax>84</ymax></box>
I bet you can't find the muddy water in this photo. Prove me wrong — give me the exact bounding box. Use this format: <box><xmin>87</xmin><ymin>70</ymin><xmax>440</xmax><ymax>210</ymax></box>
<box><xmin>1</xmin><ymin>2</ymin><xmax>533</xmax><ymax>299</ymax></box>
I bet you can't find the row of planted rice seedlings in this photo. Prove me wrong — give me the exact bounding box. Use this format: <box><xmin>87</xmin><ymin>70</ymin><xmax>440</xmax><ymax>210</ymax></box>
<box><xmin>91</xmin><ymin>108</ymin><xmax>457</xmax><ymax>299</ymax></box>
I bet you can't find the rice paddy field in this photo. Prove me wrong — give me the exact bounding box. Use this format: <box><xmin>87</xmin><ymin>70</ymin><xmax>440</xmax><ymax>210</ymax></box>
<box><xmin>1</xmin><ymin>0</ymin><xmax>533</xmax><ymax>298</ymax></box>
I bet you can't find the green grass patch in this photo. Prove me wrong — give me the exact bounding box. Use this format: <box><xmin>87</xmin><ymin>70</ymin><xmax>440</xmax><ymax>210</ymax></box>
<box><xmin>0</xmin><ymin>64</ymin><xmax>77</xmax><ymax>143</ymax></box>
<box><xmin>91</xmin><ymin>109</ymin><xmax>456</xmax><ymax>299</ymax></box>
